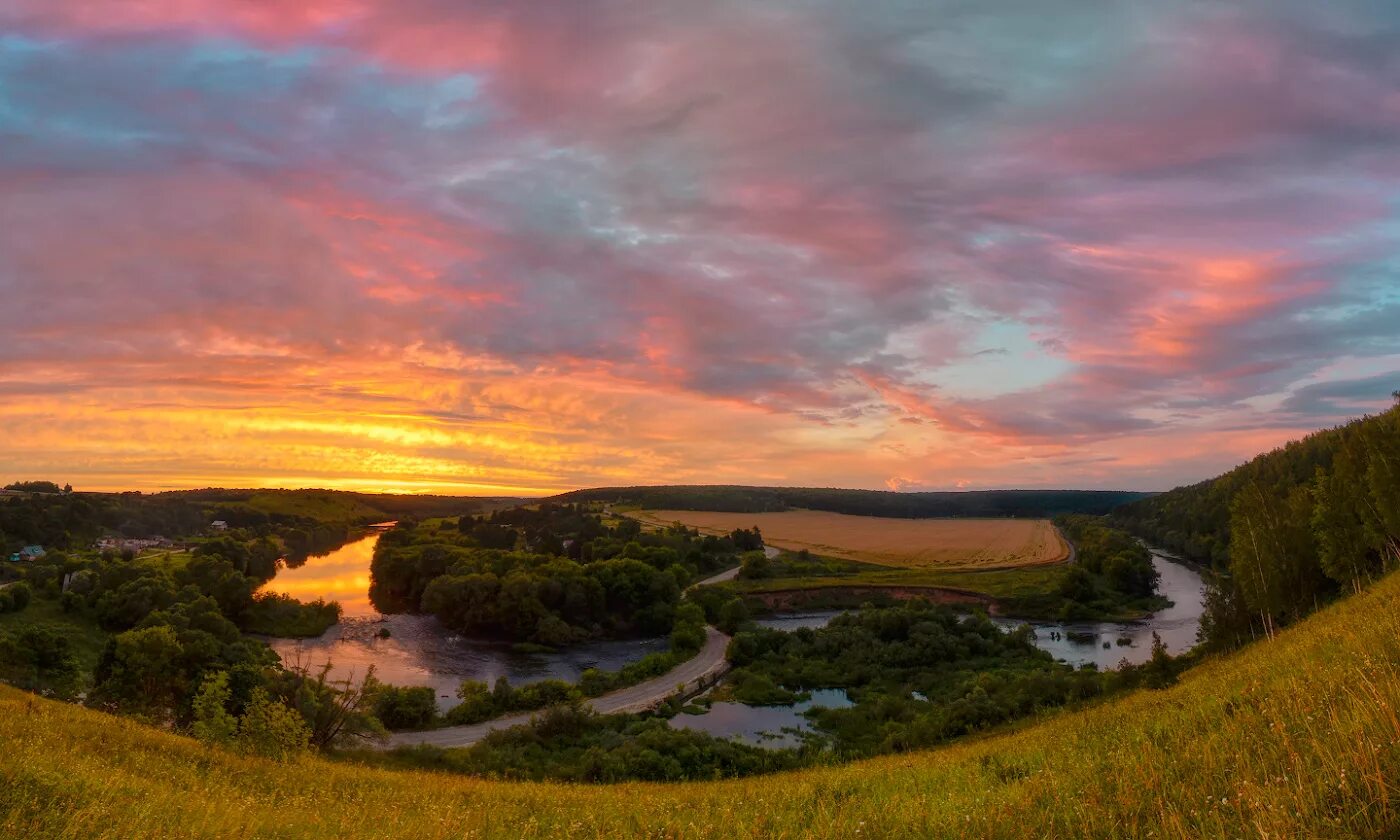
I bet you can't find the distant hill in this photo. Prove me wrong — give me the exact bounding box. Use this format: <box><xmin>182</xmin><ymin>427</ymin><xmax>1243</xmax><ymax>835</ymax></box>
<box><xmin>552</xmin><ymin>485</ymin><xmax>1151</xmax><ymax>519</ymax></box>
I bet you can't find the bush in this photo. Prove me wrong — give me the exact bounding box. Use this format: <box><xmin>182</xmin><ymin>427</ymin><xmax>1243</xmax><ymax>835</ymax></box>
<box><xmin>192</xmin><ymin>671</ymin><xmax>238</xmax><ymax>746</ymax></box>
<box><xmin>738</xmin><ymin>553</ymin><xmax>772</xmax><ymax>580</ymax></box>
<box><xmin>5</xmin><ymin>583</ymin><xmax>30</xmax><ymax>612</ymax></box>
<box><xmin>373</xmin><ymin>684</ymin><xmax>439</xmax><ymax>730</ymax></box>
<box><xmin>717</xmin><ymin>599</ymin><xmax>749</xmax><ymax>635</ymax></box>
<box><xmin>238</xmin><ymin>688</ymin><xmax>311</xmax><ymax>761</ymax></box>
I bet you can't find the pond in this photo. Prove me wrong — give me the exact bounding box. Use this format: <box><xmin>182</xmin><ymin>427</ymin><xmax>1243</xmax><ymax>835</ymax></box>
<box><xmin>260</xmin><ymin>534</ymin><xmax>668</xmax><ymax>711</ymax></box>
<box><xmin>669</xmin><ymin>688</ymin><xmax>853</xmax><ymax>748</ymax></box>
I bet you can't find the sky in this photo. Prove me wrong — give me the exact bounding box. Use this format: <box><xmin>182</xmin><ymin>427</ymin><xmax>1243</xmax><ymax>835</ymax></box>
<box><xmin>2</xmin><ymin>0</ymin><xmax>1399</xmax><ymax>496</ymax></box>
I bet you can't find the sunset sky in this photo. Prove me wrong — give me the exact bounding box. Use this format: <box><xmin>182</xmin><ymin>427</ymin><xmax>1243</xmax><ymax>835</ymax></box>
<box><xmin>3</xmin><ymin>0</ymin><xmax>1399</xmax><ymax>496</ymax></box>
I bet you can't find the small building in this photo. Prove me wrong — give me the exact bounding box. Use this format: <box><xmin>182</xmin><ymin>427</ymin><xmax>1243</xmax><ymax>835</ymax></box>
<box><xmin>210</xmin><ymin>520</ymin><xmax>229</xmax><ymax>532</ymax></box>
<box><xmin>17</xmin><ymin>545</ymin><xmax>44</xmax><ymax>561</ymax></box>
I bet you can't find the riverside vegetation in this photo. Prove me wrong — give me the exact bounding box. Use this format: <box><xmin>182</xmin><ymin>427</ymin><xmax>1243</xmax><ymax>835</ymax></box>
<box><xmin>1</xmin><ymin>558</ymin><xmax>1397</xmax><ymax>838</ymax></box>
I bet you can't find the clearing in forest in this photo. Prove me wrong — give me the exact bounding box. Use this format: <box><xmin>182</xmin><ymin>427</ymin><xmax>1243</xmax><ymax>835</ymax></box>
<box><xmin>632</xmin><ymin>509</ymin><xmax>1070</xmax><ymax>569</ymax></box>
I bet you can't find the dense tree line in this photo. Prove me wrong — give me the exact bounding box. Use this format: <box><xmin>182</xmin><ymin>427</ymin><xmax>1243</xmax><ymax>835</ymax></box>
<box><xmin>1049</xmin><ymin>516</ymin><xmax>1161</xmax><ymax>619</ymax></box>
<box><xmin>370</xmin><ymin>510</ymin><xmax>759</xmax><ymax>644</ymax></box>
<box><xmin>1115</xmin><ymin>400</ymin><xmax>1400</xmax><ymax>649</ymax></box>
<box><xmin>555</xmin><ymin>486</ymin><xmax>1148</xmax><ymax>518</ymax></box>
<box><xmin>0</xmin><ymin>486</ymin><xmax>485</xmax><ymax>559</ymax></box>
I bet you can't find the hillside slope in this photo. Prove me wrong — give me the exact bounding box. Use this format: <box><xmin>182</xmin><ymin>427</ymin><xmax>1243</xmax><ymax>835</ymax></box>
<box><xmin>1114</xmin><ymin>404</ymin><xmax>1399</xmax><ymax>647</ymax></box>
<box><xmin>3</xmin><ymin>572</ymin><xmax>1399</xmax><ymax>837</ymax></box>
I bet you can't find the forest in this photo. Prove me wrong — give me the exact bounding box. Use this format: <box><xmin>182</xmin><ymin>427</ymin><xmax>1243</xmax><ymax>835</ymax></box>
<box><xmin>555</xmin><ymin>486</ymin><xmax>1148</xmax><ymax>518</ymax></box>
<box><xmin>1115</xmin><ymin>400</ymin><xmax>1400</xmax><ymax>648</ymax></box>
<box><xmin>369</xmin><ymin>505</ymin><xmax>760</xmax><ymax>643</ymax></box>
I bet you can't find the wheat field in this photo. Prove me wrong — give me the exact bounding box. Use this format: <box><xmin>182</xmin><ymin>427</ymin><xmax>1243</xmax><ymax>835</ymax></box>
<box><xmin>633</xmin><ymin>509</ymin><xmax>1070</xmax><ymax>569</ymax></box>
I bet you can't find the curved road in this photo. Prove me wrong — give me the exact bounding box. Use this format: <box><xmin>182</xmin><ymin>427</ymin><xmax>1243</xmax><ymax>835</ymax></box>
<box><xmin>377</xmin><ymin>564</ymin><xmax>746</xmax><ymax>751</ymax></box>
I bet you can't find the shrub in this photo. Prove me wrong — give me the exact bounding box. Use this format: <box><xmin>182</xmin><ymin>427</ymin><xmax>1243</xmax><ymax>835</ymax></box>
<box><xmin>192</xmin><ymin>671</ymin><xmax>238</xmax><ymax>746</ymax></box>
<box><xmin>238</xmin><ymin>688</ymin><xmax>311</xmax><ymax>761</ymax></box>
<box><xmin>373</xmin><ymin>684</ymin><xmax>439</xmax><ymax>730</ymax></box>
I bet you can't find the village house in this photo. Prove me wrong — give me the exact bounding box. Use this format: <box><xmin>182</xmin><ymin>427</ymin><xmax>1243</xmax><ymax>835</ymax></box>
<box><xmin>8</xmin><ymin>545</ymin><xmax>45</xmax><ymax>563</ymax></box>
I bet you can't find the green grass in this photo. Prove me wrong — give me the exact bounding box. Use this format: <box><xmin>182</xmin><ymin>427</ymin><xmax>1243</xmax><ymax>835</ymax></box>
<box><xmin>731</xmin><ymin>564</ymin><xmax>1066</xmax><ymax>599</ymax></box>
<box><xmin>133</xmin><ymin>549</ymin><xmax>193</xmax><ymax>573</ymax></box>
<box><xmin>3</xmin><ymin>568</ymin><xmax>1400</xmax><ymax>837</ymax></box>
<box><xmin>728</xmin><ymin>564</ymin><xmax>1159</xmax><ymax>620</ymax></box>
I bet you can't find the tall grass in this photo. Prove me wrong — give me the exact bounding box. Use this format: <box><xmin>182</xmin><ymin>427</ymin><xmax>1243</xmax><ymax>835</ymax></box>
<box><xmin>3</xmin><ymin>570</ymin><xmax>1399</xmax><ymax>838</ymax></box>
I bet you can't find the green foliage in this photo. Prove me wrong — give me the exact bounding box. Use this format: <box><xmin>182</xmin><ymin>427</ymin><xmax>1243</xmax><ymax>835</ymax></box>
<box><xmin>373</xmin><ymin>506</ymin><xmax>751</xmax><ymax>644</ymax></box>
<box><xmin>244</xmin><ymin>592</ymin><xmax>342</xmax><ymax>638</ymax></box>
<box><xmin>4</xmin><ymin>568</ymin><xmax>1400</xmax><ymax>836</ymax></box>
<box><xmin>382</xmin><ymin>706</ymin><xmax>806</xmax><ymax>782</ymax></box>
<box><xmin>738</xmin><ymin>552</ymin><xmax>772</xmax><ymax>580</ymax></box>
<box><xmin>238</xmin><ymin>688</ymin><xmax>312</xmax><ymax>761</ymax></box>
<box><xmin>96</xmin><ymin>625</ymin><xmax>186</xmax><ymax>714</ymax></box>
<box><xmin>725</xmin><ymin>603</ymin><xmax>1108</xmax><ymax>757</ymax></box>
<box><xmin>1</xmin><ymin>583</ymin><xmax>31</xmax><ymax>613</ymax></box>
<box><xmin>444</xmin><ymin>677</ymin><xmax>583</xmax><ymax>726</ymax></box>
<box><xmin>556</xmin><ymin>486</ymin><xmax>1148</xmax><ymax>518</ymax></box>
<box><xmin>276</xmin><ymin>662</ymin><xmax>387</xmax><ymax>750</ymax></box>
<box><xmin>716</xmin><ymin>598</ymin><xmax>749</xmax><ymax>634</ymax></box>
<box><xmin>0</xmin><ymin>624</ymin><xmax>80</xmax><ymax>697</ymax></box>
<box><xmin>370</xmin><ymin>683</ymin><xmax>439</xmax><ymax>730</ymax></box>
<box><xmin>192</xmin><ymin>671</ymin><xmax>238</xmax><ymax>746</ymax></box>
<box><xmin>1117</xmin><ymin>404</ymin><xmax>1400</xmax><ymax>648</ymax></box>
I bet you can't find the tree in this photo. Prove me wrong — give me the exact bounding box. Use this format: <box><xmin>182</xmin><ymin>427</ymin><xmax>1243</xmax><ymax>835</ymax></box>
<box><xmin>1142</xmin><ymin>633</ymin><xmax>1177</xmax><ymax>690</ymax></box>
<box><xmin>279</xmin><ymin>662</ymin><xmax>386</xmax><ymax>749</ymax></box>
<box><xmin>238</xmin><ymin>688</ymin><xmax>311</xmax><ymax>761</ymax></box>
<box><xmin>97</xmin><ymin>625</ymin><xmax>185</xmax><ymax>712</ymax></box>
<box><xmin>6</xmin><ymin>582</ymin><xmax>30</xmax><ymax>612</ymax></box>
<box><xmin>0</xmin><ymin>625</ymin><xmax>80</xmax><ymax>697</ymax></box>
<box><xmin>717</xmin><ymin>599</ymin><xmax>749</xmax><ymax>635</ymax></box>
<box><xmin>192</xmin><ymin>671</ymin><xmax>238</xmax><ymax>746</ymax></box>
<box><xmin>370</xmin><ymin>682</ymin><xmax>438</xmax><ymax>730</ymax></box>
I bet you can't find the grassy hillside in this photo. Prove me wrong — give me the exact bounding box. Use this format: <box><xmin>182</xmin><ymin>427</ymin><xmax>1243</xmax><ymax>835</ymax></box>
<box><xmin>4</xmin><ymin>569</ymin><xmax>1399</xmax><ymax>837</ymax></box>
<box><xmin>557</xmin><ymin>485</ymin><xmax>1148</xmax><ymax>518</ymax></box>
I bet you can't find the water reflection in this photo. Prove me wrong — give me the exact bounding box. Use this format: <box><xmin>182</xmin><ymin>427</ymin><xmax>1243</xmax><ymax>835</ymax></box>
<box><xmin>261</xmin><ymin>534</ymin><xmax>380</xmax><ymax>616</ymax></box>
<box><xmin>260</xmin><ymin>533</ymin><xmax>667</xmax><ymax>710</ymax></box>
<box><xmin>751</xmin><ymin>550</ymin><xmax>1207</xmax><ymax>670</ymax></box>
<box><xmin>988</xmin><ymin>549</ymin><xmax>1206</xmax><ymax>668</ymax></box>
<box><xmin>671</xmin><ymin>688</ymin><xmax>852</xmax><ymax>747</ymax></box>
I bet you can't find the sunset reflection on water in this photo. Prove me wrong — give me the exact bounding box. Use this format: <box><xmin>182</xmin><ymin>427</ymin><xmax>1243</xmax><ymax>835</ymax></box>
<box><xmin>260</xmin><ymin>534</ymin><xmax>381</xmax><ymax>617</ymax></box>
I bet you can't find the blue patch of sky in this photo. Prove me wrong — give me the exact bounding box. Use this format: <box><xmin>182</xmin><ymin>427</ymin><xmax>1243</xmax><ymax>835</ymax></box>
<box><xmin>0</xmin><ymin>34</ymin><xmax>489</xmax><ymax>171</ymax></box>
<box><xmin>932</xmin><ymin>320</ymin><xmax>1071</xmax><ymax>399</ymax></box>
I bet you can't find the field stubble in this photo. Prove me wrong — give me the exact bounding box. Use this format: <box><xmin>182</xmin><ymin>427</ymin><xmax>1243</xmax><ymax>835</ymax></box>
<box><xmin>634</xmin><ymin>509</ymin><xmax>1070</xmax><ymax>570</ymax></box>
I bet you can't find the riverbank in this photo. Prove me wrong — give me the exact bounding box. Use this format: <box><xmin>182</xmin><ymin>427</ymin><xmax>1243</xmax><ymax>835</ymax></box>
<box><xmin>375</xmin><ymin>625</ymin><xmax>731</xmax><ymax>750</ymax></box>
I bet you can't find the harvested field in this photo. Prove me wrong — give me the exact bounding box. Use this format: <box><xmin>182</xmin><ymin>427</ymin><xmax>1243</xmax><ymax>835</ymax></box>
<box><xmin>632</xmin><ymin>509</ymin><xmax>1070</xmax><ymax>569</ymax></box>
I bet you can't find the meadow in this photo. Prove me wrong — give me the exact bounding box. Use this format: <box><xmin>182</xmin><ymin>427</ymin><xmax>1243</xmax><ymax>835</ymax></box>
<box><xmin>633</xmin><ymin>509</ymin><xmax>1070</xmax><ymax>569</ymax></box>
<box><xmin>4</xmin><ymin>565</ymin><xmax>1398</xmax><ymax>838</ymax></box>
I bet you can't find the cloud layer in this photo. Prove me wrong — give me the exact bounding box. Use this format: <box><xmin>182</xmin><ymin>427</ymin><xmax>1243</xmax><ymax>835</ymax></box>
<box><xmin>2</xmin><ymin>0</ymin><xmax>1398</xmax><ymax>493</ymax></box>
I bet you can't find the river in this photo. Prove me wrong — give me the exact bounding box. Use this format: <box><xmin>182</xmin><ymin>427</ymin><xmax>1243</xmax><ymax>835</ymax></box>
<box><xmin>675</xmin><ymin>548</ymin><xmax>1208</xmax><ymax>746</ymax></box>
<box><xmin>260</xmin><ymin>534</ymin><xmax>667</xmax><ymax>711</ymax></box>
<box><xmin>749</xmin><ymin>548</ymin><xmax>1208</xmax><ymax>668</ymax></box>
